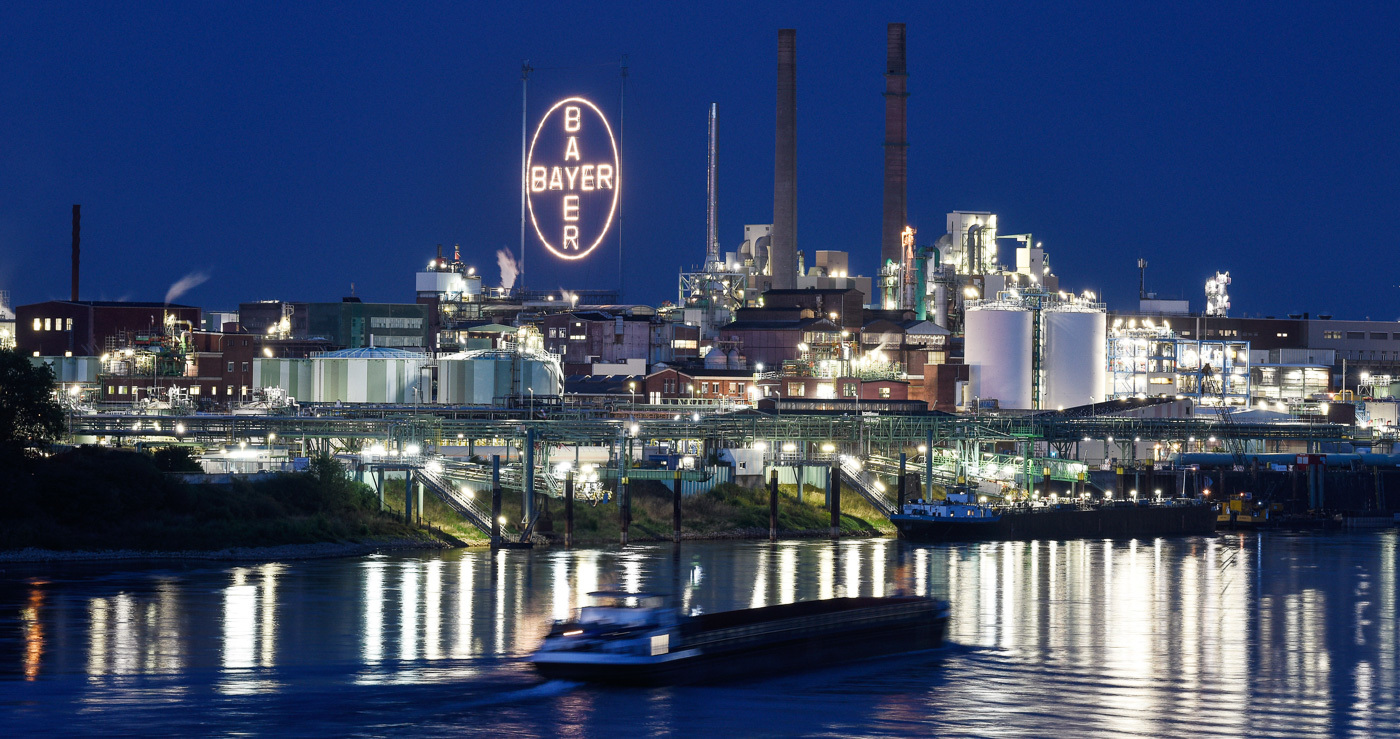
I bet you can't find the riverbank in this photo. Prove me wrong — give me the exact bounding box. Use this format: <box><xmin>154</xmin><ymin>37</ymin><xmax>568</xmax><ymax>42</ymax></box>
<box><xmin>0</xmin><ymin>445</ymin><xmax>452</xmax><ymax>555</ymax></box>
<box><xmin>0</xmin><ymin>537</ymin><xmax>446</xmax><ymax>564</ymax></box>
<box><xmin>391</xmin><ymin>478</ymin><xmax>895</xmax><ymax>546</ymax></box>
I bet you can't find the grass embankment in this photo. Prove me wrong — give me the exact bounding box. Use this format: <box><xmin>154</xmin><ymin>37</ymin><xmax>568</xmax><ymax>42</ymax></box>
<box><xmin>0</xmin><ymin>445</ymin><xmax>445</xmax><ymax>552</ymax></box>
<box><xmin>389</xmin><ymin>477</ymin><xmax>894</xmax><ymax>545</ymax></box>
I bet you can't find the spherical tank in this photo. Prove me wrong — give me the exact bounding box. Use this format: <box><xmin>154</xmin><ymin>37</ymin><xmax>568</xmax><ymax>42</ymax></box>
<box><xmin>964</xmin><ymin>306</ymin><xmax>1033</xmax><ymax>409</ymax></box>
<box><xmin>1043</xmin><ymin>308</ymin><xmax>1107</xmax><ymax>409</ymax></box>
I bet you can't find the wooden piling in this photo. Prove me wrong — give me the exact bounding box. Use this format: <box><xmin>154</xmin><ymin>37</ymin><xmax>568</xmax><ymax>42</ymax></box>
<box><xmin>898</xmin><ymin>452</ymin><xmax>907</xmax><ymax>509</ymax></box>
<box><xmin>769</xmin><ymin>470</ymin><xmax>779</xmax><ymax>542</ymax></box>
<box><xmin>673</xmin><ymin>469</ymin><xmax>683</xmax><ymax>544</ymax></box>
<box><xmin>564</xmin><ymin>471</ymin><xmax>575</xmax><ymax>548</ymax></box>
<box><xmin>490</xmin><ymin>455</ymin><xmax>502</xmax><ymax>548</ymax></box>
<box><xmin>830</xmin><ymin>464</ymin><xmax>841</xmax><ymax>540</ymax></box>
<box><xmin>620</xmin><ymin>475</ymin><xmax>631</xmax><ymax>546</ymax></box>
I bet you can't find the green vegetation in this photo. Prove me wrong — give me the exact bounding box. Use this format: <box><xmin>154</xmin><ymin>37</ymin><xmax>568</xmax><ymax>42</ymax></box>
<box><xmin>390</xmin><ymin>478</ymin><xmax>893</xmax><ymax>545</ymax></box>
<box><xmin>0</xmin><ymin>447</ymin><xmax>442</xmax><ymax>552</ymax></box>
<box><xmin>0</xmin><ymin>348</ymin><xmax>64</xmax><ymax>445</ymax></box>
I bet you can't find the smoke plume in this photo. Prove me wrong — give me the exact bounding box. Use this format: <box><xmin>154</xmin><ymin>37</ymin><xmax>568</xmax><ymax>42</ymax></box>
<box><xmin>165</xmin><ymin>271</ymin><xmax>210</xmax><ymax>305</ymax></box>
<box><xmin>497</xmin><ymin>248</ymin><xmax>519</xmax><ymax>290</ymax></box>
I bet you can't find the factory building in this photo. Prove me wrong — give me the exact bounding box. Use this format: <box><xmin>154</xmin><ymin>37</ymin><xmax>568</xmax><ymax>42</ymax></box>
<box><xmin>537</xmin><ymin>308</ymin><xmax>700</xmax><ymax>375</ymax></box>
<box><xmin>15</xmin><ymin>300</ymin><xmax>202</xmax><ymax>357</ymax></box>
<box><xmin>1110</xmin><ymin>310</ymin><xmax>1400</xmax><ymax>395</ymax></box>
<box><xmin>1106</xmin><ymin>318</ymin><xmax>1251</xmax><ymax>406</ymax></box>
<box><xmin>237</xmin><ymin>299</ymin><xmax>431</xmax><ymax>349</ymax></box>
<box><xmin>643</xmin><ymin>367</ymin><xmax>755</xmax><ymax>404</ymax></box>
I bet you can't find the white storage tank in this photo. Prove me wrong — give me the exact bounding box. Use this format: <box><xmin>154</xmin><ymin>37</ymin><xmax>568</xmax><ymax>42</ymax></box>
<box><xmin>313</xmin><ymin>347</ymin><xmax>428</xmax><ymax>403</ymax></box>
<box><xmin>703</xmin><ymin>346</ymin><xmax>728</xmax><ymax>369</ymax></box>
<box><xmin>965</xmin><ymin>304</ymin><xmax>1033</xmax><ymax>409</ymax></box>
<box><xmin>1043</xmin><ymin>306</ymin><xmax>1107</xmax><ymax>409</ymax></box>
<box><xmin>253</xmin><ymin>357</ymin><xmax>314</xmax><ymax>401</ymax></box>
<box><xmin>437</xmin><ymin>349</ymin><xmax>563</xmax><ymax>405</ymax></box>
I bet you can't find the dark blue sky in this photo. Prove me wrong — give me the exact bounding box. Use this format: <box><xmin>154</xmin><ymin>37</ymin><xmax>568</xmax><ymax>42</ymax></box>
<box><xmin>2</xmin><ymin>1</ymin><xmax>1397</xmax><ymax>318</ymax></box>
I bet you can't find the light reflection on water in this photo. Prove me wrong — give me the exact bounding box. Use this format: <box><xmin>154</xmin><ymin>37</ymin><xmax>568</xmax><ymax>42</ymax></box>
<box><xmin>1</xmin><ymin>532</ymin><xmax>1398</xmax><ymax>736</ymax></box>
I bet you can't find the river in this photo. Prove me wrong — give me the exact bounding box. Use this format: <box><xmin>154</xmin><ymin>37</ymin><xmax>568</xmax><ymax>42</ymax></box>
<box><xmin>2</xmin><ymin>532</ymin><xmax>1397</xmax><ymax>737</ymax></box>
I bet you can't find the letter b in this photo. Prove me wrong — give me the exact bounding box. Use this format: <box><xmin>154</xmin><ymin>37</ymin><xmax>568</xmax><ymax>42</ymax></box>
<box><xmin>564</xmin><ymin>106</ymin><xmax>581</xmax><ymax>132</ymax></box>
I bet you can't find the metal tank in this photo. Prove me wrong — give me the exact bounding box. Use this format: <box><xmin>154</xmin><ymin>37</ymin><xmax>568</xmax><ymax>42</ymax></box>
<box><xmin>311</xmin><ymin>347</ymin><xmax>428</xmax><ymax>404</ymax></box>
<box><xmin>704</xmin><ymin>347</ymin><xmax>728</xmax><ymax>370</ymax></box>
<box><xmin>437</xmin><ymin>349</ymin><xmax>563</xmax><ymax>405</ymax></box>
<box><xmin>1043</xmin><ymin>306</ymin><xmax>1107</xmax><ymax>409</ymax></box>
<box><xmin>964</xmin><ymin>304</ymin><xmax>1033</xmax><ymax>409</ymax></box>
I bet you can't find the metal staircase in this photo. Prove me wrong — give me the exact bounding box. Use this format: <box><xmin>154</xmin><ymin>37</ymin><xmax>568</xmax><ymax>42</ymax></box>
<box><xmin>836</xmin><ymin>457</ymin><xmax>899</xmax><ymax>518</ymax></box>
<box><xmin>414</xmin><ymin>467</ymin><xmax>498</xmax><ymax>536</ymax></box>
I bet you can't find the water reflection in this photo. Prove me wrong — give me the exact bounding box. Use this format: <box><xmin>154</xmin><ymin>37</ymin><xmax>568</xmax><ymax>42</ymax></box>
<box><xmin>220</xmin><ymin>564</ymin><xmax>280</xmax><ymax>694</ymax></box>
<box><xmin>3</xmin><ymin>533</ymin><xmax>1399</xmax><ymax>736</ymax></box>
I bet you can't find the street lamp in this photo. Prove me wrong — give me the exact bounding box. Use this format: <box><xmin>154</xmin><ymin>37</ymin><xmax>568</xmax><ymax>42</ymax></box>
<box><xmin>628</xmin><ymin>380</ymin><xmax>637</xmax><ymax>405</ymax></box>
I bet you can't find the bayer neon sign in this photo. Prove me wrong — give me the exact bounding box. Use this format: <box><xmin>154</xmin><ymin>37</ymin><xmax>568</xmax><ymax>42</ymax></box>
<box><xmin>526</xmin><ymin>97</ymin><xmax>619</xmax><ymax>261</ymax></box>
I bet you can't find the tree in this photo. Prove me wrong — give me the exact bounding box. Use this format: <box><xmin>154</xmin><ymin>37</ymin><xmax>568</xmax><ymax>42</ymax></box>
<box><xmin>0</xmin><ymin>349</ymin><xmax>66</xmax><ymax>444</ymax></box>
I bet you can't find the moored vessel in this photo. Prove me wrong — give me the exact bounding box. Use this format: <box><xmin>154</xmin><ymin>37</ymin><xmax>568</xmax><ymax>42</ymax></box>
<box><xmin>892</xmin><ymin>491</ymin><xmax>1216</xmax><ymax>542</ymax></box>
<box><xmin>529</xmin><ymin>591</ymin><xmax>949</xmax><ymax>685</ymax></box>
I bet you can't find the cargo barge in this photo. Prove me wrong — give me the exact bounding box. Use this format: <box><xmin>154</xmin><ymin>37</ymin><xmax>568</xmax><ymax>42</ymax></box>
<box><xmin>529</xmin><ymin>591</ymin><xmax>948</xmax><ymax>685</ymax></box>
<box><xmin>891</xmin><ymin>492</ymin><xmax>1216</xmax><ymax>542</ymax></box>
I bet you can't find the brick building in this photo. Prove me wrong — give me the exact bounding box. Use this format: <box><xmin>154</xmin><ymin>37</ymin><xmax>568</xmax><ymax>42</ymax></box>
<box><xmin>16</xmin><ymin>300</ymin><xmax>201</xmax><ymax>356</ymax></box>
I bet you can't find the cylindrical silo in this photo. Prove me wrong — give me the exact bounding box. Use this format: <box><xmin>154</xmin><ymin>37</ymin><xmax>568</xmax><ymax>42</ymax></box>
<box><xmin>437</xmin><ymin>349</ymin><xmax>563</xmax><ymax>405</ymax></box>
<box><xmin>1044</xmin><ymin>307</ymin><xmax>1108</xmax><ymax>409</ymax></box>
<box><xmin>964</xmin><ymin>304</ymin><xmax>1033</xmax><ymax>409</ymax></box>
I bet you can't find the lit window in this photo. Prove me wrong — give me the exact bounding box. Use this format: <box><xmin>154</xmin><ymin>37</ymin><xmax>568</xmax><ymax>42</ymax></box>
<box><xmin>787</xmin><ymin>382</ymin><xmax>805</xmax><ymax>397</ymax></box>
<box><xmin>118</xmin><ymin>386</ymin><xmax>127</xmax><ymax>395</ymax></box>
<box><xmin>44</xmin><ymin>318</ymin><xmax>51</xmax><ymax>331</ymax></box>
<box><xmin>107</xmin><ymin>385</ymin><xmax>114</xmax><ymax>394</ymax></box>
<box><xmin>227</xmin><ymin>385</ymin><xmax>234</xmax><ymax>396</ymax></box>
<box><xmin>33</xmin><ymin>318</ymin><xmax>41</xmax><ymax>331</ymax></box>
<box><xmin>879</xmin><ymin>387</ymin><xmax>892</xmax><ymax>399</ymax></box>
<box><xmin>211</xmin><ymin>386</ymin><xmax>218</xmax><ymax>395</ymax></box>
<box><xmin>189</xmin><ymin>386</ymin><xmax>200</xmax><ymax>395</ymax></box>
<box><xmin>66</xmin><ymin>318</ymin><xmax>72</xmax><ymax>331</ymax></box>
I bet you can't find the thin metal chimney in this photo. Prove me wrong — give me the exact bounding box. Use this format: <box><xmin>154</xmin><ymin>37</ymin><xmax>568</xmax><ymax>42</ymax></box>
<box><xmin>71</xmin><ymin>204</ymin><xmax>81</xmax><ymax>302</ymax></box>
<box><xmin>706</xmin><ymin>103</ymin><xmax>720</xmax><ymax>266</ymax></box>
<box><xmin>881</xmin><ymin>23</ymin><xmax>908</xmax><ymax>271</ymax></box>
<box><xmin>771</xmin><ymin>29</ymin><xmax>798</xmax><ymax>290</ymax></box>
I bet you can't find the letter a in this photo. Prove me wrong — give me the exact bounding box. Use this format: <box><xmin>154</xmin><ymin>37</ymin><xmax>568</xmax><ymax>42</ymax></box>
<box><xmin>548</xmin><ymin>167</ymin><xmax>563</xmax><ymax>190</ymax></box>
<box><xmin>564</xmin><ymin>136</ymin><xmax>580</xmax><ymax>162</ymax></box>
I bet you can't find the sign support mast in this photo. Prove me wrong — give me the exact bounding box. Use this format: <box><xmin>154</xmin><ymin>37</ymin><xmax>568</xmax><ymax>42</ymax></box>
<box><xmin>520</xmin><ymin>60</ymin><xmax>531</xmax><ymax>292</ymax></box>
<box><xmin>617</xmin><ymin>55</ymin><xmax>628</xmax><ymax>300</ymax></box>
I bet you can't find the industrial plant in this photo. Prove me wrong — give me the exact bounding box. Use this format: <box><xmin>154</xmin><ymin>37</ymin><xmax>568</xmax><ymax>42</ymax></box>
<box><xmin>9</xmin><ymin>23</ymin><xmax>1400</xmax><ymax>543</ymax></box>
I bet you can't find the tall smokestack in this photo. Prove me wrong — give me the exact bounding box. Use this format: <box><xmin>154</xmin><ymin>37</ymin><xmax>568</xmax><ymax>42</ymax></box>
<box><xmin>706</xmin><ymin>102</ymin><xmax>720</xmax><ymax>266</ymax></box>
<box><xmin>71</xmin><ymin>204</ymin><xmax>81</xmax><ymax>302</ymax></box>
<box><xmin>771</xmin><ymin>29</ymin><xmax>798</xmax><ymax>290</ymax></box>
<box><xmin>881</xmin><ymin>23</ymin><xmax>908</xmax><ymax>271</ymax></box>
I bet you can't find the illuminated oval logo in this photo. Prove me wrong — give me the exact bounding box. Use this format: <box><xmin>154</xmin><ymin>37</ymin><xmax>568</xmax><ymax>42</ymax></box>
<box><xmin>526</xmin><ymin>97</ymin><xmax>620</xmax><ymax>261</ymax></box>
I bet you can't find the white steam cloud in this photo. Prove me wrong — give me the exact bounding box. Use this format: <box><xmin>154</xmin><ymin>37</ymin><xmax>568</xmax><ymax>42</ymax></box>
<box><xmin>165</xmin><ymin>271</ymin><xmax>210</xmax><ymax>305</ymax></box>
<box><xmin>497</xmin><ymin>249</ymin><xmax>519</xmax><ymax>290</ymax></box>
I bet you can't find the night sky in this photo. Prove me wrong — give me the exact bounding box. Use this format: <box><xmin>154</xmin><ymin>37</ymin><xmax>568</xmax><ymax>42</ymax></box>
<box><xmin>2</xmin><ymin>1</ymin><xmax>1397</xmax><ymax>319</ymax></box>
